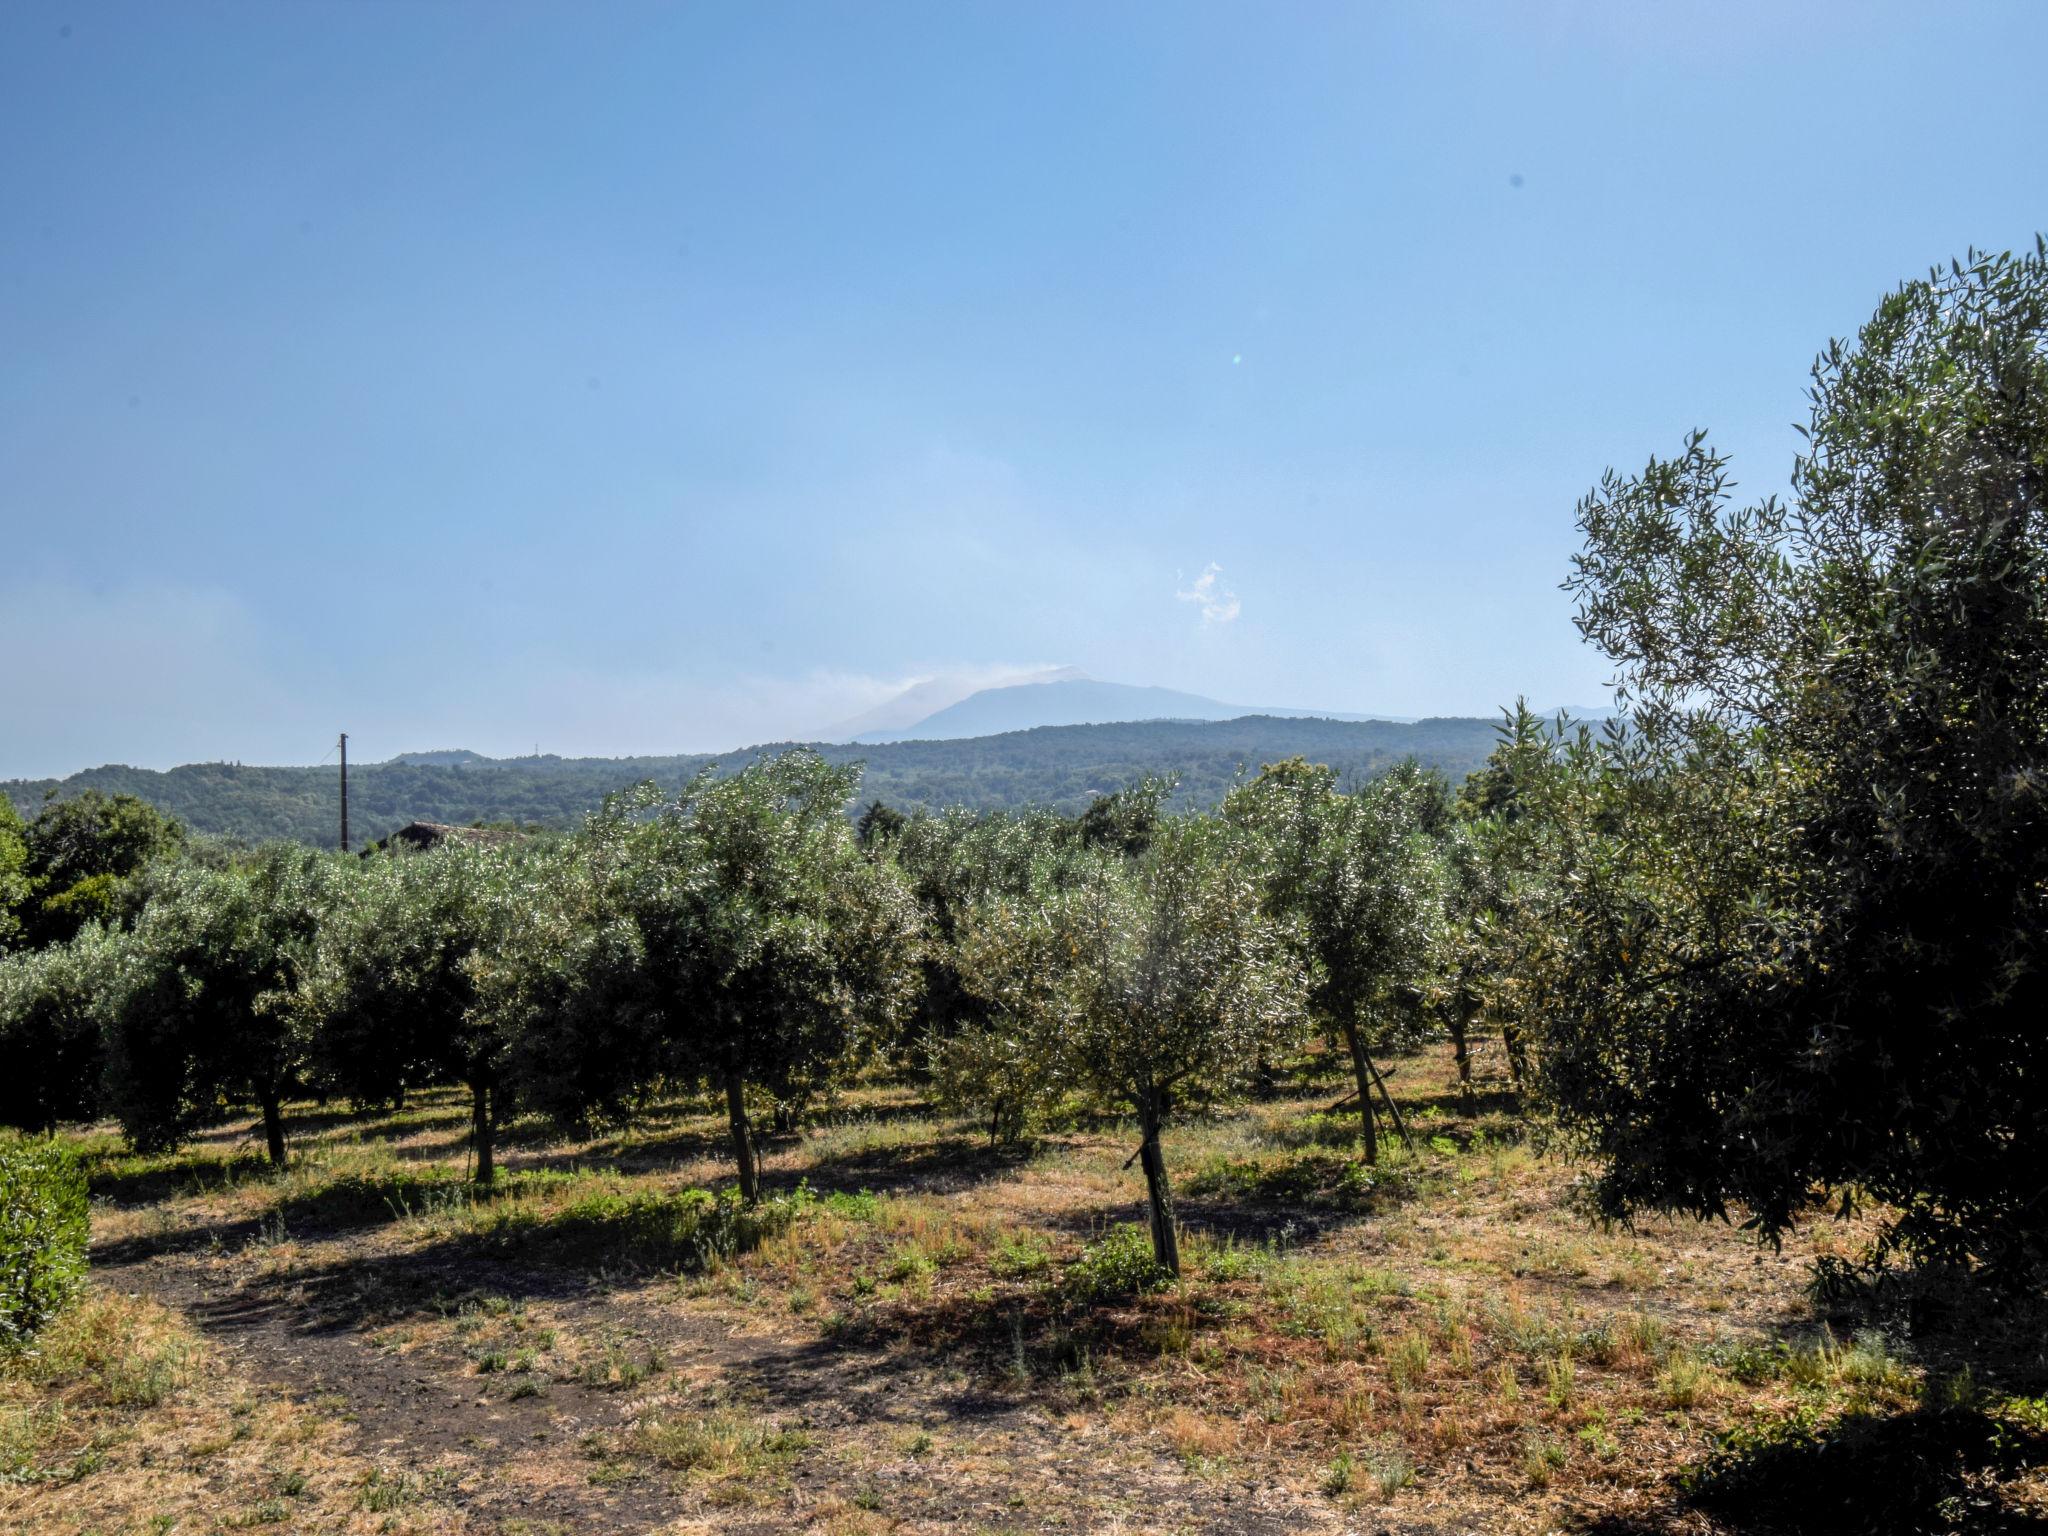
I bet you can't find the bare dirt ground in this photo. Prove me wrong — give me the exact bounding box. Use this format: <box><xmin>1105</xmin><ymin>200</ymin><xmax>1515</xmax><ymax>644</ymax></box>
<box><xmin>11</xmin><ymin>1045</ymin><xmax>2048</xmax><ymax>1536</ymax></box>
<box><xmin>95</xmin><ymin>1239</ymin><xmax>1326</xmax><ymax>1536</ymax></box>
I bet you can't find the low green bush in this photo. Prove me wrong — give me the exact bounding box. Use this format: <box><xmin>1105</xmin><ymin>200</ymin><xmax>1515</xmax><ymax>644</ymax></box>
<box><xmin>0</xmin><ymin>1136</ymin><xmax>89</xmax><ymax>1349</ymax></box>
<box><xmin>1060</xmin><ymin>1224</ymin><xmax>1172</xmax><ymax>1306</ymax></box>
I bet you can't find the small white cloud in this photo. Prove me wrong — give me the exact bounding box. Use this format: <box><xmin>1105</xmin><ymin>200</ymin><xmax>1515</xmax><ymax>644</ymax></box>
<box><xmin>1176</xmin><ymin>563</ymin><xmax>1241</xmax><ymax>625</ymax></box>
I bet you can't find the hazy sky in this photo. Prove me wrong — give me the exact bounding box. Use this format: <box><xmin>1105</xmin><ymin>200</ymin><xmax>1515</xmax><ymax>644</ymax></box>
<box><xmin>5</xmin><ymin>2</ymin><xmax>2046</xmax><ymax>777</ymax></box>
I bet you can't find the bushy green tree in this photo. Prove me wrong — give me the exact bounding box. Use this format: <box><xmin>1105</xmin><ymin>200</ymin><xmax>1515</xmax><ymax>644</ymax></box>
<box><xmin>1442</xmin><ymin>704</ymin><xmax>1585</xmax><ymax>1094</ymax></box>
<box><xmin>0</xmin><ymin>795</ymin><xmax>28</xmax><ymax>953</ymax></box>
<box><xmin>1553</xmin><ymin>241</ymin><xmax>2048</xmax><ymax>1279</ymax></box>
<box><xmin>936</xmin><ymin>827</ymin><xmax>1082</xmax><ymax>1146</ymax></box>
<box><xmin>487</xmin><ymin>837</ymin><xmax>656</xmax><ymax>1155</ymax></box>
<box><xmin>307</xmin><ymin>850</ymin><xmax>428</xmax><ymax>1113</ymax></box>
<box><xmin>1072</xmin><ymin>776</ymin><xmax>1173</xmax><ymax>856</ymax></box>
<box><xmin>1226</xmin><ymin>760</ymin><xmax>1444</xmax><ymax>1162</ymax></box>
<box><xmin>927</xmin><ymin>1013</ymin><xmax>1074</xmax><ymax>1148</ymax></box>
<box><xmin>1433</xmin><ymin>823</ymin><xmax>1493</xmax><ymax>1104</ymax></box>
<box><xmin>19</xmin><ymin>791</ymin><xmax>184</xmax><ymax>948</ymax></box>
<box><xmin>893</xmin><ymin>804</ymin><xmax>1081</xmax><ymax>1110</ymax></box>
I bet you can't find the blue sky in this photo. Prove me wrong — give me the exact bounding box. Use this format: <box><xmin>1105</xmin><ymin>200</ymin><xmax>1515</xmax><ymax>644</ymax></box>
<box><xmin>4</xmin><ymin>1</ymin><xmax>2045</xmax><ymax>777</ymax></box>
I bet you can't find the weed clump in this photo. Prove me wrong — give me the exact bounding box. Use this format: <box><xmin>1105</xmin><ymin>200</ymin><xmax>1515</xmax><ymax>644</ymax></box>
<box><xmin>633</xmin><ymin>1404</ymin><xmax>810</xmax><ymax>1478</ymax></box>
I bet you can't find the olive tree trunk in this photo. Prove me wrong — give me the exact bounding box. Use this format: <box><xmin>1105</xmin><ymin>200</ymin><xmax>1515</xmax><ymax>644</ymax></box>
<box><xmin>259</xmin><ymin>1089</ymin><xmax>288</xmax><ymax>1169</ymax></box>
<box><xmin>1449</xmin><ymin>995</ymin><xmax>1475</xmax><ymax>1107</ymax></box>
<box><xmin>1341</xmin><ymin>1018</ymin><xmax>1380</xmax><ymax>1164</ymax></box>
<box><xmin>1502</xmin><ymin>1021</ymin><xmax>1528</xmax><ymax>1091</ymax></box>
<box><xmin>1135</xmin><ymin>1090</ymin><xmax>1181</xmax><ymax>1277</ymax></box>
<box><xmin>470</xmin><ymin>1079</ymin><xmax>495</xmax><ymax>1185</ymax></box>
<box><xmin>724</xmin><ymin>1069</ymin><xmax>760</xmax><ymax>1204</ymax></box>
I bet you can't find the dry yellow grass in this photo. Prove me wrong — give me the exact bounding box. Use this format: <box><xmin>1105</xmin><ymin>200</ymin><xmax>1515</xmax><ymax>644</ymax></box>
<box><xmin>0</xmin><ymin>1287</ymin><xmax>466</xmax><ymax>1535</ymax></box>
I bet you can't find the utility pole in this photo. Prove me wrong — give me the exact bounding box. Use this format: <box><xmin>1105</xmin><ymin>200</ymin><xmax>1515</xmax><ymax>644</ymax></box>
<box><xmin>338</xmin><ymin>732</ymin><xmax>350</xmax><ymax>853</ymax></box>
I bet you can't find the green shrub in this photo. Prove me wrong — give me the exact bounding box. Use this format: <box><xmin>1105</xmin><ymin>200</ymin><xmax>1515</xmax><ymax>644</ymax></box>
<box><xmin>0</xmin><ymin>1136</ymin><xmax>89</xmax><ymax>1350</ymax></box>
<box><xmin>1060</xmin><ymin>1224</ymin><xmax>1172</xmax><ymax>1306</ymax></box>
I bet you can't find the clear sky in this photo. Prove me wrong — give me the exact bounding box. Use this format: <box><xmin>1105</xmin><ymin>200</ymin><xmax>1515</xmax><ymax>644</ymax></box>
<box><xmin>4</xmin><ymin>1</ymin><xmax>2045</xmax><ymax>777</ymax></box>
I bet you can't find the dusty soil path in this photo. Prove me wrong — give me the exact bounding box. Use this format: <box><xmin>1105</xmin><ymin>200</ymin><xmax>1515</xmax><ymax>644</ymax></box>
<box><xmin>97</xmin><ymin>1223</ymin><xmax>1346</xmax><ymax>1536</ymax></box>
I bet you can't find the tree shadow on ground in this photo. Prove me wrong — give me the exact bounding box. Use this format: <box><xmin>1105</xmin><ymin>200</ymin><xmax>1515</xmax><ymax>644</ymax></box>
<box><xmin>282</xmin><ymin>1102</ymin><xmax>469</xmax><ymax>1138</ymax></box>
<box><xmin>126</xmin><ymin>1206</ymin><xmax>800</xmax><ymax>1360</ymax></box>
<box><xmin>92</xmin><ymin>1165</ymin><xmax>758</xmax><ymax>1268</ymax></box>
<box><xmin>85</xmin><ymin>1151</ymin><xmax>275</xmax><ymax>1208</ymax></box>
<box><xmin>190</xmin><ymin>1101</ymin><xmax>470</xmax><ymax>1148</ymax></box>
<box><xmin>1028</xmin><ymin>1189</ymin><xmax>1381</xmax><ymax>1251</ymax></box>
<box><xmin>91</xmin><ymin>1211</ymin><xmax>274</xmax><ymax>1268</ymax></box>
<box><xmin>1576</xmin><ymin>1403</ymin><xmax>2048</xmax><ymax>1535</ymax></box>
<box><xmin>1385</xmin><ymin>1085</ymin><xmax>1525</xmax><ymax>1124</ymax></box>
<box><xmin>800</xmin><ymin>1095</ymin><xmax>956</xmax><ymax>1130</ymax></box>
<box><xmin>316</xmin><ymin>1112</ymin><xmax>472</xmax><ymax>1147</ymax></box>
<box><xmin>526</xmin><ymin>1121</ymin><xmax>731</xmax><ymax>1174</ymax></box>
<box><xmin>774</xmin><ymin>1133</ymin><xmax>1037</xmax><ymax>1197</ymax></box>
<box><xmin>1578</xmin><ymin>1273</ymin><xmax>2048</xmax><ymax>1536</ymax></box>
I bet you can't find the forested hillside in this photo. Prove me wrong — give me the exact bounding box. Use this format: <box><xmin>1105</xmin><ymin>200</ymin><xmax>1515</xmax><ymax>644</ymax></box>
<box><xmin>3</xmin><ymin>714</ymin><xmax>1506</xmax><ymax>847</ymax></box>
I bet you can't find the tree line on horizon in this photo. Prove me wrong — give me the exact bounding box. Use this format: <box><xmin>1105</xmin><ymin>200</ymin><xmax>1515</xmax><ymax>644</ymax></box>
<box><xmin>3</xmin><ymin>240</ymin><xmax>2045</xmax><ymax>1289</ymax></box>
<box><xmin>0</xmin><ymin>715</ymin><xmax>1509</xmax><ymax>849</ymax></box>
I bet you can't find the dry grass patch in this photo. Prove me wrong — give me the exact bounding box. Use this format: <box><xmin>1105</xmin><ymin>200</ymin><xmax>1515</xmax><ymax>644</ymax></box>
<box><xmin>0</xmin><ymin>1287</ymin><xmax>396</xmax><ymax>1533</ymax></box>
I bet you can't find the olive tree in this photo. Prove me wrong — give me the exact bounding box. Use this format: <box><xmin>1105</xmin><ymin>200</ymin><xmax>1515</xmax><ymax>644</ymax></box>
<box><xmin>0</xmin><ymin>923</ymin><xmax>121</xmax><ymax>1130</ymax></box>
<box><xmin>311</xmin><ymin>836</ymin><xmax>594</xmax><ymax>1184</ymax></box>
<box><xmin>490</xmin><ymin>833</ymin><xmax>658</xmax><ymax>1146</ymax></box>
<box><xmin>935</xmin><ymin>835</ymin><xmax>1079</xmax><ymax>1146</ymax></box>
<box><xmin>1226</xmin><ymin>760</ymin><xmax>1444</xmax><ymax>1162</ymax></box>
<box><xmin>1552</xmin><ymin>241</ymin><xmax>2048</xmax><ymax>1278</ymax></box>
<box><xmin>1441</xmin><ymin>703</ymin><xmax>1584</xmax><ymax>1095</ymax></box>
<box><xmin>966</xmin><ymin>816</ymin><xmax>1303</xmax><ymax>1275</ymax></box>
<box><xmin>606</xmin><ymin>752</ymin><xmax>922</xmax><ymax>1202</ymax></box>
<box><xmin>895</xmin><ymin>805</ymin><xmax>1083</xmax><ymax>1138</ymax></box>
<box><xmin>99</xmin><ymin>845</ymin><xmax>331</xmax><ymax>1164</ymax></box>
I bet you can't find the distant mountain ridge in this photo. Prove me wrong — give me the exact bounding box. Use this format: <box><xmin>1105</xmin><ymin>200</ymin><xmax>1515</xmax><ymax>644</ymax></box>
<box><xmin>822</xmin><ymin>665</ymin><xmax>1082</xmax><ymax>740</ymax></box>
<box><xmin>4</xmin><ymin>715</ymin><xmax>1510</xmax><ymax>849</ymax></box>
<box><xmin>853</xmin><ymin>675</ymin><xmax>1410</xmax><ymax>742</ymax></box>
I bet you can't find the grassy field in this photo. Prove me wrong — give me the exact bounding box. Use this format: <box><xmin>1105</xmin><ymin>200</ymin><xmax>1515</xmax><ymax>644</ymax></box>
<box><xmin>8</xmin><ymin>1044</ymin><xmax>2047</xmax><ymax>1535</ymax></box>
